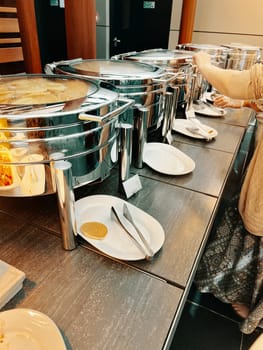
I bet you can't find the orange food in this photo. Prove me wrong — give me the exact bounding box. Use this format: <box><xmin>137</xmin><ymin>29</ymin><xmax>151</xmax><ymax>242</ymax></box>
<box><xmin>0</xmin><ymin>151</ymin><xmax>13</xmax><ymax>186</ymax></box>
<box><xmin>80</xmin><ymin>221</ymin><xmax>108</xmax><ymax>240</ymax></box>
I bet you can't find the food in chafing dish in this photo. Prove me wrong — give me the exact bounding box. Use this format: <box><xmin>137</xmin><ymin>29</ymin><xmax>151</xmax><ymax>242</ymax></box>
<box><xmin>80</xmin><ymin>221</ymin><xmax>108</xmax><ymax>240</ymax></box>
<box><xmin>0</xmin><ymin>149</ymin><xmax>16</xmax><ymax>188</ymax></box>
<box><xmin>0</xmin><ymin>119</ymin><xmax>10</xmax><ymax>148</ymax></box>
<box><xmin>0</xmin><ymin>76</ymin><xmax>90</xmax><ymax>105</ymax></box>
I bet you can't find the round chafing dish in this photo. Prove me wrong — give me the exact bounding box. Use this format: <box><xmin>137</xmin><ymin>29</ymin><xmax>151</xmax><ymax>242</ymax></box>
<box><xmin>222</xmin><ymin>43</ymin><xmax>262</xmax><ymax>70</ymax></box>
<box><xmin>0</xmin><ymin>74</ymin><xmax>133</xmax><ymax>197</ymax></box>
<box><xmin>112</xmin><ymin>48</ymin><xmax>193</xmax><ymax>71</ymax></box>
<box><xmin>176</xmin><ymin>43</ymin><xmax>231</xmax><ymax>101</ymax></box>
<box><xmin>46</xmin><ymin>59</ymin><xmax>168</xmax><ymax>167</ymax></box>
<box><xmin>111</xmin><ymin>49</ymin><xmax>196</xmax><ymax>129</ymax></box>
<box><xmin>177</xmin><ymin>43</ymin><xmax>230</xmax><ymax>68</ymax></box>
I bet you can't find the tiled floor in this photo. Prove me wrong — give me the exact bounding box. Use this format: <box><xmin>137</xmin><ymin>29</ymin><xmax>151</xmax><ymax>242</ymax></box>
<box><xmin>171</xmin><ymin>284</ymin><xmax>262</xmax><ymax>350</ymax></box>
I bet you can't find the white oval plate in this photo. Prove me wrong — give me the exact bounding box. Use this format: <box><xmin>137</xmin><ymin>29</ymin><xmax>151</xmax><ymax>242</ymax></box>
<box><xmin>0</xmin><ymin>308</ymin><xmax>66</xmax><ymax>350</ymax></box>
<box><xmin>143</xmin><ymin>142</ymin><xmax>195</xmax><ymax>175</ymax></box>
<box><xmin>75</xmin><ymin>195</ymin><xmax>165</xmax><ymax>261</ymax></box>
<box><xmin>193</xmin><ymin>101</ymin><xmax>226</xmax><ymax>117</ymax></box>
<box><xmin>172</xmin><ymin>119</ymin><xmax>218</xmax><ymax>139</ymax></box>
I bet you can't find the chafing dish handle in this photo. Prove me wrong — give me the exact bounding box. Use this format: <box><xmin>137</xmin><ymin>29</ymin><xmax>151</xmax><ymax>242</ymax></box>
<box><xmin>152</xmin><ymin>72</ymin><xmax>181</xmax><ymax>86</ymax></box>
<box><xmin>44</xmin><ymin>58</ymin><xmax>83</xmax><ymax>74</ymax></box>
<box><xmin>78</xmin><ymin>98</ymin><xmax>134</xmax><ymax>124</ymax></box>
<box><xmin>111</xmin><ymin>51</ymin><xmax>138</xmax><ymax>60</ymax></box>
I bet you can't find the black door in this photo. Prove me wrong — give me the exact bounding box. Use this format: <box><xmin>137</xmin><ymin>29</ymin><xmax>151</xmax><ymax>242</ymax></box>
<box><xmin>110</xmin><ymin>0</ymin><xmax>173</xmax><ymax>56</ymax></box>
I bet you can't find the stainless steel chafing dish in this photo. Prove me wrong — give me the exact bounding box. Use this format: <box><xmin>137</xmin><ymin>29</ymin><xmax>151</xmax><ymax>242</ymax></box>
<box><xmin>222</xmin><ymin>43</ymin><xmax>262</xmax><ymax>70</ymax></box>
<box><xmin>111</xmin><ymin>48</ymin><xmax>196</xmax><ymax>133</ymax></box>
<box><xmin>0</xmin><ymin>74</ymin><xmax>133</xmax><ymax>196</ymax></box>
<box><xmin>0</xmin><ymin>73</ymin><xmax>134</xmax><ymax>250</ymax></box>
<box><xmin>46</xmin><ymin>58</ymin><xmax>169</xmax><ymax>168</ymax></box>
<box><xmin>176</xmin><ymin>43</ymin><xmax>231</xmax><ymax>101</ymax></box>
<box><xmin>177</xmin><ymin>43</ymin><xmax>230</xmax><ymax>68</ymax></box>
<box><xmin>112</xmin><ymin>48</ymin><xmax>193</xmax><ymax>70</ymax></box>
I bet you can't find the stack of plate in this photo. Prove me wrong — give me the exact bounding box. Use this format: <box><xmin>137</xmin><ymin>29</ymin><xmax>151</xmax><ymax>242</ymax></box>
<box><xmin>0</xmin><ymin>260</ymin><xmax>25</xmax><ymax>309</ymax></box>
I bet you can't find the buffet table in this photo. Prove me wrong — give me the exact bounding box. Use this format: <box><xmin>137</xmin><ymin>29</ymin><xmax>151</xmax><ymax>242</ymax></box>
<box><xmin>0</xmin><ymin>107</ymin><xmax>255</xmax><ymax>349</ymax></box>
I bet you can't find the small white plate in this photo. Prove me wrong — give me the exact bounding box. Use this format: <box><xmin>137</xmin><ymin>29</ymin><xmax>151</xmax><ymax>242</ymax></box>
<box><xmin>75</xmin><ymin>195</ymin><xmax>165</xmax><ymax>261</ymax></box>
<box><xmin>0</xmin><ymin>308</ymin><xmax>66</xmax><ymax>350</ymax></box>
<box><xmin>193</xmin><ymin>101</ymin><xmax>226</xmax><ymax>117</ymax></box>
<box><xmin>172</xmin><ymin>119</ymin><xmax>218</xmax><ymax>139</ymax></box>
<box><xmin>143</xmin><ymin>142</ymin><xmax>195</xmax><ymax>175</ymax></box>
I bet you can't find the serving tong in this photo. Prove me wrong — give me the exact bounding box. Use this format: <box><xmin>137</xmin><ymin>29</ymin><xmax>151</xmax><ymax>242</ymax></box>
<box><xmin>111</xmin><ymin>204</ymin><xmax>154</xmax><ymax>261</ymax></box>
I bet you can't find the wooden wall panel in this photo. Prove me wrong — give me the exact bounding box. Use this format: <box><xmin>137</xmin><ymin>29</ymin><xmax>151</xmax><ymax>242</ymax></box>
<box><xmin>16</xmin><ymin>0</ymin><xmax>42</xmax><ymax>73</ymax></box>
<box><xmin>64</xmin><ymin>0</ymin><xmax>96</xmax><ymax>59</ymax></box>
<box><xmin>0</xmin><ymin>2</ymin><xmax>24</xmax><ymax>72</ymax></box>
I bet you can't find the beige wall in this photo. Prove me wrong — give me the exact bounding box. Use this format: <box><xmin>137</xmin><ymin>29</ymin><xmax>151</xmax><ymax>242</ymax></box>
<box><xmin>169</xmin><ymin>0</ymin><xmax>263</xmax><ymax>48</ymax></box>
<box><xmin>168</xmin><ymin>0</ymin><xmax>183</xmax><ymax>49</ymax></box>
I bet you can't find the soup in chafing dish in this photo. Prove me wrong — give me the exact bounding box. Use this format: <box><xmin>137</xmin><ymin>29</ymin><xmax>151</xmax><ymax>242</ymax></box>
<box><xmin>0</xmin><ymin>77</ymin><xmax>90</xmax><ymax>105</ymax></box>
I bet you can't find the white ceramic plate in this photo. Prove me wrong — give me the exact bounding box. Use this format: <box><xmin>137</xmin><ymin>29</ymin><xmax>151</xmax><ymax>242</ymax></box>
<box><xmin>0</xmin><ymin>308</ymin><xmax>66</xmax><ymax>350</ymax></box>
<box><xmin>193</xmin><ymin>101</ymin><xmax>226</xmax><ymax>117</ymax></box>
<box><xmin>172</xmin><ymin>119</ymin><xmax>218</xmax><ymax>139</ymax></box>
<box><xmin>143</xmin><ymin>142</ymin><xmax>195</xmax><ymax>175</ymax></box>
<box><xmin>75</xmin><ymin>195</ymin><xmax>165</xmax><ymax>261</ymax></box>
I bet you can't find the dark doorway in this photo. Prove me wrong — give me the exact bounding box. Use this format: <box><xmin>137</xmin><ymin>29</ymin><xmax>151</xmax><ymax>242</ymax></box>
<box><xmin>34</xmin><ymin>0</ymin><xmax>67</xmax><ymax>69</ymax></box>
<box><xmin>110</xmin><ymin>0</ymin><xmax>173</xmax><ymax>56</ymax></box>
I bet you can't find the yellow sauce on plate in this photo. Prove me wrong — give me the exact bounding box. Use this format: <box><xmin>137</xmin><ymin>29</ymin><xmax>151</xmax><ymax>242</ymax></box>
<box><xmin>80</xmin><ymin>222</ymin><xmax>108</xmax><ymax>240</ymax></box>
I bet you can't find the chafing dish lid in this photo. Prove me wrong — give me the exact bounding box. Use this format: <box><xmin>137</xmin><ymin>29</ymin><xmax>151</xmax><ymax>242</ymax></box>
<box><xmin>222</xmin><ymin>43</ymin><xmax>261</xmax><ymax>50</ymax></box>
<box><xmin>121</xmin><ymin>49</ymin><xmax>194</xmax><ymax>66</ymax></box>
<box><xmin>55</xmin><ymin>59</ymin><xmax>165</xmax><ymax>80</ymax></box>
<box><xmin>180</xmin><ymin>43</ymin><xmax>230</xmax><ymax>56</ymax></box>
<box><xmin>0</xmin><ymin>74</ymin><xmax>99</xmax><ymax>106</ymax></box>
<box><xmin>0</xmin><ymin>74</ymin><xmax>108</xmax><ymax>117</ymax></box>
<box><xmin>222</xmin><ymin>43</ymin><xmax>262</xmax><ymax>55</ymax></box>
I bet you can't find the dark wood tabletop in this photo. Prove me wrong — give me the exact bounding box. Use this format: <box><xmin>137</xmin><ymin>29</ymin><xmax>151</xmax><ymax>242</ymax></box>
<box><xmin>0</xmin><ymin>107</ymin><xmax>256</xmax><ymax>349</ymax></box>
<box><xmin>0</xmin><ymin>211</ymin><xmax>183</xmax><ymax>350</ymax></box>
